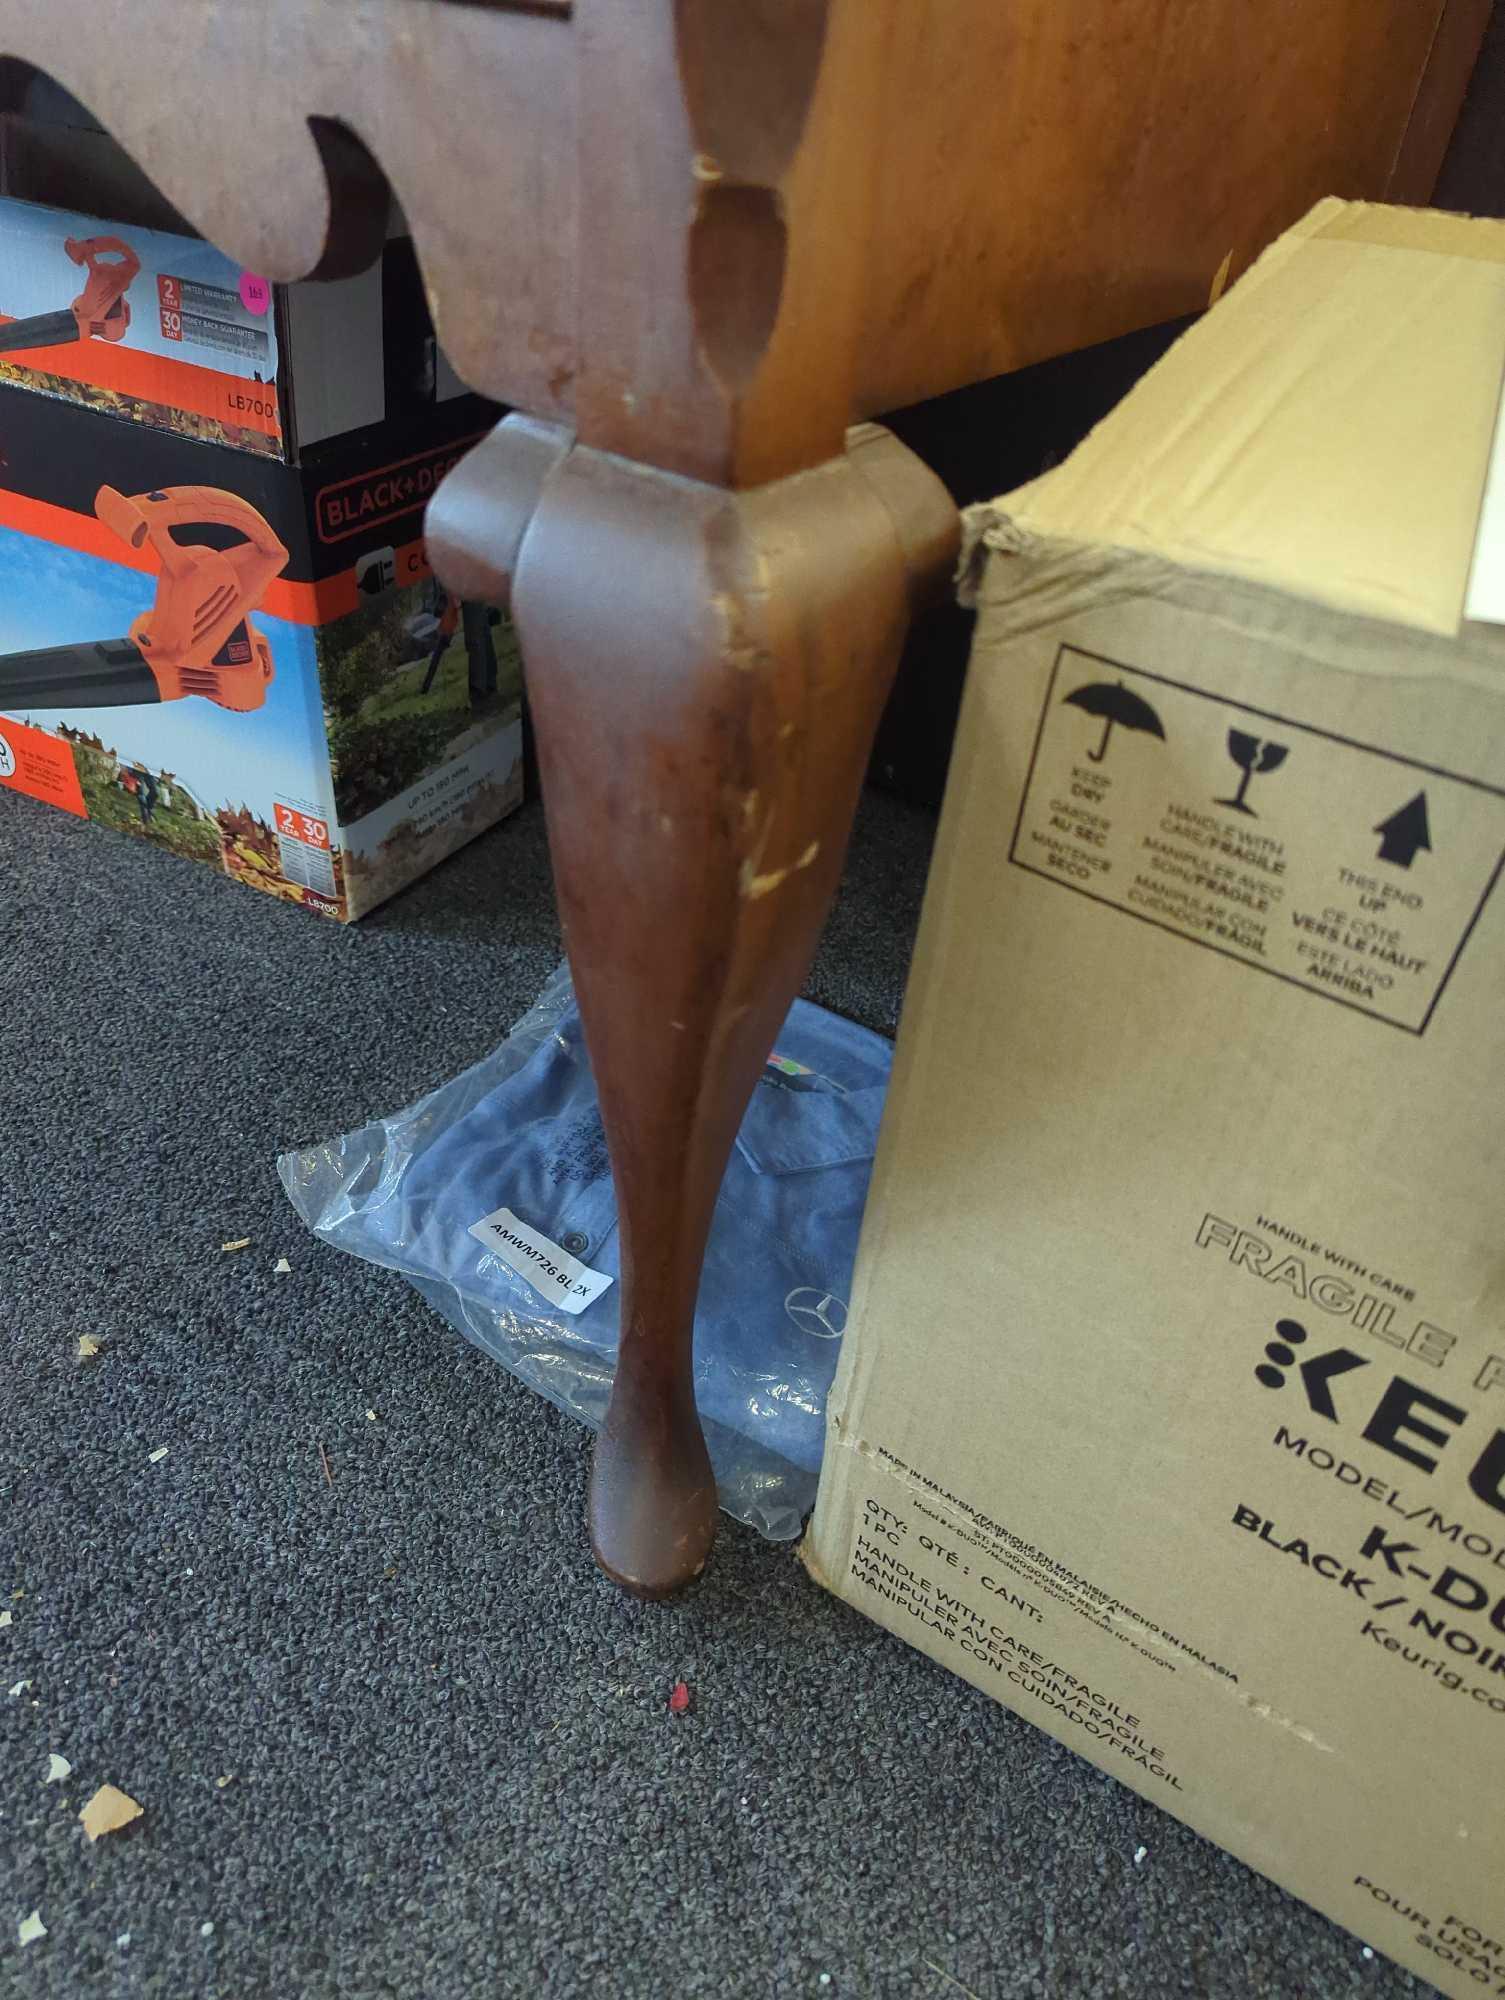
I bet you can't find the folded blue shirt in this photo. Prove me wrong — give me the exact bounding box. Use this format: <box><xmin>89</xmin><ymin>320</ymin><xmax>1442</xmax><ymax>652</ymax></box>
<box><xmin>279</xmin><ymin>965</ymin><xmax>891</xmax><ymax>1538</ymax></box>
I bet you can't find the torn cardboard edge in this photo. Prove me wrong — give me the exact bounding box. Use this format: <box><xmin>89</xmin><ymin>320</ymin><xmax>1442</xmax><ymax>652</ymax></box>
<box><xmin>958</xmin><ymin>510</ymin><xmax>1505</xmax><ymax>692</ymax></box>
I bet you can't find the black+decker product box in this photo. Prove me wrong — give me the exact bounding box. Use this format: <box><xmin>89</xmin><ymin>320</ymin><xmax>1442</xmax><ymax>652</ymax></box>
<box><xmin>0</xmin><ymin>385</ymin><xmax>523</xmax><ymax>919</ymax></box>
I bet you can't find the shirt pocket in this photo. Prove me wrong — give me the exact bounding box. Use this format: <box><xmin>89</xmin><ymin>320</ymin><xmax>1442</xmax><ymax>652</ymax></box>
<box><xmin>733</xmin><ymin>1080</ymin><xmax>888</xmax><ymax>1177</ymax></box>
<box><xmin>534</xmin><ymin>1102</ymin><xmax>619</xmax><ymax>1257</ymax></box>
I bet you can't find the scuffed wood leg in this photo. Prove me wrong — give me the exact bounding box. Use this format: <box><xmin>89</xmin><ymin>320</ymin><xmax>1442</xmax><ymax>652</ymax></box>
<box><xmin>430</xmin><ymin>416</ymin><xmax>957</xmax><ymax>1597</ymax></box>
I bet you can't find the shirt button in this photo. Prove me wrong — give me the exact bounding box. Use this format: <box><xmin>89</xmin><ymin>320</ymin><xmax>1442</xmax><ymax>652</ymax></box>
<box><xmin>561</xmin><ymin>1231</ymin><xmax>589</xmax><ymax>1256</ymax></box>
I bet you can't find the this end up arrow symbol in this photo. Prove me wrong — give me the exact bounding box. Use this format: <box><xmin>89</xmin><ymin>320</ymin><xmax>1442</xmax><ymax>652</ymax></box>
<box><xmin>1374</xmin><ymin>791</ymin><xmax>1431</xmax><ymax>868</ymax></box>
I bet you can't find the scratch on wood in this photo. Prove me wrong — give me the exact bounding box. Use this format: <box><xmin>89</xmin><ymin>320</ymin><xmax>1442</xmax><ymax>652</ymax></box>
<box><xmin>712</xmin><ymin>591</ymin><xmax>762</xmax><ymax>671</ymax></box>
<box><xmin>740</xmin><ymin>840</ymin><xmax>821</xmax><ymax>900</ymax></box>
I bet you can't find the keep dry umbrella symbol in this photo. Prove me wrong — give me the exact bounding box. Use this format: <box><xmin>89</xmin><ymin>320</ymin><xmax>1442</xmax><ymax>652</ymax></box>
<box><xmin>1062</xmin><ymin>679</ymin><xmax>1167</xmax><ymax>764</ymax></box>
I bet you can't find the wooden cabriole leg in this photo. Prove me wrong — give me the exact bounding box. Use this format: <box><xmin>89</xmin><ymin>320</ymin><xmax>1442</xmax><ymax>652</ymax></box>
<box><xmin>430</xmin><ymin>417</ymin><xmax>957</xmax><ymax>1596</ymax></box>
<box><xmin>428</xmin><ymin>0</ymin><xmax>956</xmax><ymax>1598</ymax></box>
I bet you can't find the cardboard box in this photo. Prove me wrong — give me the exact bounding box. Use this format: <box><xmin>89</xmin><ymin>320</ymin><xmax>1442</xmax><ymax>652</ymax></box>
<box><xmin>805</xmin><ymin>200</ymin><xmax>1505</xmax><ymax>1996</ymax></box>
<box><xmin>0</xmin><ymin>382</ymin><xmax>523</xmax><ymax>921</ymax></box>
<box><xmin>0</xmin><ymin>192</ymin><xmax>470</xmax><ymax>461</ymax></box>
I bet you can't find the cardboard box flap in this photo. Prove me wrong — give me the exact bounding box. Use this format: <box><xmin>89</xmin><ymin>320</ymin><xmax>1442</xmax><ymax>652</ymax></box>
<box><xmin>998</xmin><ymin>200</ymin><xmax>1505</xmax><ymax>639</ymax></box>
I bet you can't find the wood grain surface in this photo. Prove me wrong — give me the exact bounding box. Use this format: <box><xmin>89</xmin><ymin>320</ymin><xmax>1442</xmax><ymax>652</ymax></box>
<box><xmin>0</xmin><ymin>0</ymin><xmax>1480</xmax><ymax>478</ymax></box>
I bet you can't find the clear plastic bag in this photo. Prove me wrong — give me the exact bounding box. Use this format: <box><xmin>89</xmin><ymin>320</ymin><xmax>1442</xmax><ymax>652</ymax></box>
<box><xmin>277</xmin><ymin>965</ymin><xmax>891</xmax><ymax>1539</ymax></box>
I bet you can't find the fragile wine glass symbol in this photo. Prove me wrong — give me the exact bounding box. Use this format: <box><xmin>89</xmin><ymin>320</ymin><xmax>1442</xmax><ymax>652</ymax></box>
<box><xmin>1215</xmin><ymin>730</ymin><xmax>1288</xmax><ymax>816</ymax></box>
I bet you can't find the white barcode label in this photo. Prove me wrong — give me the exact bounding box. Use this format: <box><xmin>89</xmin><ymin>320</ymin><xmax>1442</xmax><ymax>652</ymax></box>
<box><xmin>467</xmin><ymin>1206</ymin><xmax>612</xmax><ymax>1316</ymax></box>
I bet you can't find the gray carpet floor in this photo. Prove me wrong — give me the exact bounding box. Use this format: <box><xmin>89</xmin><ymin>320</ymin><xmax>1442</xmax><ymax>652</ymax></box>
<box><xmin>1</xmin><ymin>785</ymin><xmax>1433</xmax><ymax>2000</ymax></box>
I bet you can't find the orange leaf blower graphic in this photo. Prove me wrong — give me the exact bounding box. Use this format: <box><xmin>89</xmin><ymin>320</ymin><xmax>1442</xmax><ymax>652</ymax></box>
<box><xmin>0</xmin><ymin>485</ymin><xmax>289</xmax><ymax>714</ymax></box>
<box><xmin>0</xmin><ymin>234</ymin><xmax>141</xmax><ymax>356</ymax></box>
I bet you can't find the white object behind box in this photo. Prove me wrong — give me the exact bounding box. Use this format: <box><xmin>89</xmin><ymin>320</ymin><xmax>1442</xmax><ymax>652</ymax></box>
<box><xmin>1467</xmin><ymin>378</ymin><xmax>1505</xmax><ymax>626</ymax></box>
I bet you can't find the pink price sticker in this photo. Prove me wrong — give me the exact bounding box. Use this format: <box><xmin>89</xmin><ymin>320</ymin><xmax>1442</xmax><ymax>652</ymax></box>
<box><xmin>238</xmin><ymin>272</ymin><xmax>271</xmax><ymax>316</ymax></box>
